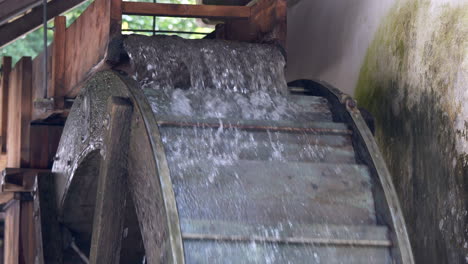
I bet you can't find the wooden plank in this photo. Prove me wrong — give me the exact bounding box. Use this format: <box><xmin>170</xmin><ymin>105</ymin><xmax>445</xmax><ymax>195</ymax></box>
<box><xmin>122</xmin><ymin>2</ymin><xmax>251</xmax><ymax>19</ymax></box>
<box><xmin>19</xmin><ymin>200</ymin><xmax>36</xmax><ymax>264</ymax></box>
<box><xmin>0</xmin><ymin>56</ymin><xmax>11</xmax><ymax>152</ymax></box>
<box><xmin>169</xmin><ymin>160</ymin><xmax>376</xmax><ymax>226</ymax></box>
<box><xmin>160</xmin><ymin>127</ymin><xmax>356</xmax><ymax>164</ymax></box>
<box><xmin>155</xmin><ymin>116</ymin><xmax>350</xmax><ymax>135</ymax></box>
<box><xmin>63</xmin><ymin>0</ymin><xmax>113</xmax><ymax>98</ymax></box>
<box><xmin>181</xmin><ymin>219</ymin><xmax>390</xmax><ymax>243</ymax></box>
<box><xmin>4</xmin><ymin>199</ymin><xmax>20</xmax><ymax>264</ymax></box>
<box><xmin>50</xmin><ymin>16</ymin><xmax>66</xmax><ymax>106</ymax></box>
<box><xmin>0</xmin><ymin>0</ymin><xmax>87</xmax><ymax>49</ymax></box>
<box><xmin>6</xmin><ymin>57</ymin><xmax>32</xmax><ymax>168</ymax></box>
<box><xmin>31</xmin><ymin>44</ymin><xmax>52</xmax><ymax>111</ymax></box>
<box><xmin>89</xmin><ymin>97</ymin><xmax>133</xmax><ymax>264</ymax></box>
<box><xmin>184</xmin><ymin>240</ymin><xmax>392</xmax><ymax>264</ymax></box>
<box><xmin>29</xmin><ymin>123</ymin><xmax>64</xmax><ymax>169</ymax></box>
<box><xmin>34</xmin><ymin>172</ymin><xmax>63</xmax><ymax>264</ymax></box>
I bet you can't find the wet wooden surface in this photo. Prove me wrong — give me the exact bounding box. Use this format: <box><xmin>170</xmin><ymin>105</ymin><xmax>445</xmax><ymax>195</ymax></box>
<box><xmin>89</xmin><ymin>97</ymin><xmax>133</xmax><ymax>264</ymax></box>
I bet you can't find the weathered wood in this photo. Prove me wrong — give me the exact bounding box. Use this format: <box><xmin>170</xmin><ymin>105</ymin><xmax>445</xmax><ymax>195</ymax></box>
<box><xmin>1</xmin><ymin>168</ymin><xmax>49</xmax><ymax>192</ymax></box>
<box><xmin>126</xmin><ymin>79</ymin><xmax>185</xmax><ymax>263</ymax></box>
<box><xmin>6</xmin><ymin>57</ymin><xmax>32</xmax><ymax>168</ymax></box>
<box><xmin>181</xmin><ymin>219</ymin><xmax>391</xmax><ymax>243</ymax></box>
<box><xmin>0</xmin><ymin>0</ymin><xmax>87</xmax><ymax>49</ymax></box>
<box><xmin>63</xmin><ymin>0</ymin><xmax>114</xmax><ymax>98</ymax></box>
<box><xmin>34</xmin><ymin>172</ymin><xmax>63</xmax><ymax>264</ymax></box>
<box><xmin>50</xmin><ymin>16</ymin><xmax>66</xmax><ymax>107</ymax></box>
<box><xmin>4</xmin><ymin>199</ymin><xmax>20</xmax><ymax>264</ymax></box>
<box><xmin>31</xmin><ymin>45</ymin><xmax>52</xmax><ymax>112</ymax></box>
<box><xmin>220</xmin><ymin>0</ymin><xmax>287</xmax><ymax>49</ymax></box>
<box><xmin>0</xmin><ymin>56</ymin><xmax>11</xmax><ymax>152</ymax></box>
<box><xmin>29</xmin><ymin>123</ymin><xmax>64</xmax><ymax>169</ymax></box>
<box><xmin>168</xmin><ymin>159</ymin><xmax>376</xmax><ymax>226</ymax></box>
<box><xmin>122</xmin><ymin>2</ymin><xmax>250</xmax><ymax>19</ymax></box>
<box><xmin>89</xmin><ymin>97</ymin><xmax>133</xmax><ymax>264</ymax></box>
<box><xmin>19</xmin><ymin>200</ymin><xmax>36</xmax><ymax>264</ymax></box>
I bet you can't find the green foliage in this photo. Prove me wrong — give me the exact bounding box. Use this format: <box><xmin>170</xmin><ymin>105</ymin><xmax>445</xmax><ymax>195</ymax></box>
<box><xmin>0</xmin><ymin>0</ymin><xmax>213</xmax><ymax>66</ymax></box>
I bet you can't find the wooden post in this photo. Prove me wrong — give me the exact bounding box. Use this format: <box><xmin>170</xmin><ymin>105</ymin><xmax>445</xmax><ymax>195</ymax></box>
<box><xmin>34</xmin><ymin>172</ymin><xmax>63</xmax><ymax>264</ymax></box>
<box><xmin>89</xmin><ymin>97</ymin><xmax>133</xmax><ymax>264</ymax></box>
<box><xmin>6</xmin><ymin>57</ymin><xmax>32</xmax><ymax>168</ymax></box>
<box><xmin>3</xmin><ymin>195</ymin><xmax>37</xmax><ymax>264</ymax></box>
<box><xmin>30</xmin><ymin>123</ymin><xmax>64</xmax><ymax>169</ymax></box>
<box><xmin>110</xmin><ymin>0</ymin><xmax>122</xmax><ymax>37</ymax></box>
<box><xmin>20</xmin><ymin>199</ymin><xmax>36</xmax><ymax>264</ymax></box>
<box><xmin>50</xmin><ymin>16</ymin><xmax>66</xmax><ymax>108</ymax></box>
<box><xmin>4</xmin><ymin>199</ymin><xmax>20</xmax><ymax>264</ymax></box>
<box><xmin>1</xmin><ymin>56</ymin><xmax>11</xmax><ymax>152</ymax></box>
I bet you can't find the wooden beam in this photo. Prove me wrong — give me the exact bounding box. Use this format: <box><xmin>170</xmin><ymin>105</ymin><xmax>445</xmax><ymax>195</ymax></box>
<box><xmin>0</xmin><ymin>56</ymin><xmax>11</xmax><ymax>152</ymax></box>
<box><xmin>20</xmin><ymin>200</ymin><xmax>36</xmax><ymax>264</ymax></box>
<box><xmin>6</xmin><ymin>57</ymin><xmax>32</xmax><ymax>168</ymax></box>
<box><xmin>89</xmin><ymin>97</ymin><xmax>133</xmax><ymax>264</ymax></box>
<box><xmin>0</xmin><ymin>0</ymin><xmax>40</xmax><ymax>26</ymax></box>
<box><xmin>34</xmin><ymin>172</ymin><xmax>63</xmax><ymax>264</ymax></box>
<box><xmin>110</xmin><ymin>0</ymin><xmax>122</xmax><ymax>37</ymax></box>
<box><xmin>0</xmin><ymin>0</ymin><xmax>87</xmax><ymax>49</ymax></box>
<box><xmin>1</xmin><ymin>168</ymin><xmax>49</xmax><ymax>192</ymax></box>
<box><xmin>4</xmin><ymin>199</ymin><xmax>20</xmax><ymax>264</ymax></box>
<box><xmin>49</xmin><ymin>16</ymin><xmax>66</xmax><ymax>104</ymax></box>
<box><xmin>122</xmin><ymin>2</ymin><xmax>250</xmax><ymax>19</ymax></box>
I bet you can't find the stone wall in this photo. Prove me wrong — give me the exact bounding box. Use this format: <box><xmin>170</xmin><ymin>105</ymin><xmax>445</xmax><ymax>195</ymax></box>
<box><xmin>354</xmin><ymin>1</ymin><xmax>468</xmax><ymax>263</ymax></box>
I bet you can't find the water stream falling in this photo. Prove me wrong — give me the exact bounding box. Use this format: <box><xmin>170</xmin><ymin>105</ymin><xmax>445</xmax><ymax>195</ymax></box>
<box><xmin>124</xmin><ymin>35</ymin><xmax>379</xmax><ymax>263</ymax></box>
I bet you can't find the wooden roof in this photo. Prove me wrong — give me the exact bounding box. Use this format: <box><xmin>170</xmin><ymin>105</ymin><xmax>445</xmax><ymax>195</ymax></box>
<box><xmin>0</xmin><ymin>0</ymin><xmax>87</xmax><ymax>49</ymax></box>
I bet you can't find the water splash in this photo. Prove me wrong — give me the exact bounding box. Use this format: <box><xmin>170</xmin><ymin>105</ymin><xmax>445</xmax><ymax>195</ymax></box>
<box><xmin>124</xmin><ymin>35</ymin><xmax>376</xmax><ymax>263</ymax></box>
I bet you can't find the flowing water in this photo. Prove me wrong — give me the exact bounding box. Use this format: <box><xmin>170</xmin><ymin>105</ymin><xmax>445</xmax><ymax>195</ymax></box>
<box><xmin>124</xmin><ymin>35</ymin><xmax>381</xmax><ymax>263</ymax></box>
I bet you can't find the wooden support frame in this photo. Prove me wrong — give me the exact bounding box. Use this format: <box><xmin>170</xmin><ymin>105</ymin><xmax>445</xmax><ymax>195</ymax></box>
<box><xmin>120</xmin><ymin>0</ymin><xmax>286</xmax><ymax>49</ymax></box>
<box><xmin>3</xmin><ymin>194</ymin><xmax>37</xmax><ymax>264</ymax></box>
<box><xmin>89</xmin><ymin>97</ymin><xmax>133</xmax><ymax>264</ymax></box>
<box><xmin>0</xmin><ymin>56</ymin><xmax>11</xmax><ymax>153</ymax></box>
<box><xmin>6</xmin><ymin>57</ymin><xmax>33</xmax><ymax>168</ymax></box>
<box><xmin>1</xmin><ymin>168</ymin><xmax>49</xmax><ymax>192</ymax></box>
<box><xmin>122</xmin><ymin>2</ymin><xmax>250</xmax><ymax>19</ymax></box>
<box><xmin>220</xmin><ymin>0</ymin><xmax>287</xmax><ymax>49</ymax></box>
<box><xmin>50</xmin><ymin>16</ymin><xmax>67</xmax><ymax>108</ymax></box>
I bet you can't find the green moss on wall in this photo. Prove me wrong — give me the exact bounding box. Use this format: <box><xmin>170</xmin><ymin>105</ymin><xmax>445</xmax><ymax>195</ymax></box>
<box><xmin>355</xmin><ymin>1</ymin><xmax>468</xmax><ymax>263</ymax></box>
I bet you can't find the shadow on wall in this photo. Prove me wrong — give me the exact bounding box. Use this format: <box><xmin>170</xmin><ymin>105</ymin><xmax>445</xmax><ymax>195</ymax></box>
<box><xmin>285</xmin><ymin>0</ymin><xmax>395</xmax><ymax>94</ymax></box>
<box><xmin>355</xmin><ymin>1</ymin><xmax>468</xmax><ymax>263</ymax></box>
